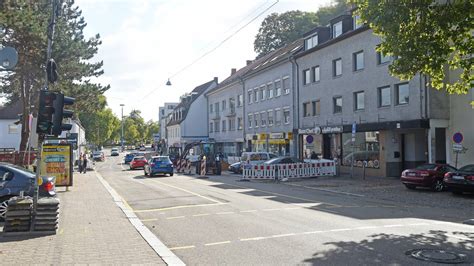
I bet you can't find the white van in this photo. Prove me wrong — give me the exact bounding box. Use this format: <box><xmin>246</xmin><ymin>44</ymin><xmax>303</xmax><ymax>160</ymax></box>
<box><xmin>241</xmin><ymin>152</ymin><xmax>277</xmax><ymax>165</ymax></box>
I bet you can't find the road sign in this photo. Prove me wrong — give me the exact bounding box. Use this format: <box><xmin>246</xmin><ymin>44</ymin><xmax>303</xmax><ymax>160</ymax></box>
<box><xmin>306</xmin><ymin>135</ymin><xmax>314</xmax><ymax>144</ymax></box>
<box><xmin>352</xmin><ymin>122</ymin><xmax>356</xmax><ymax>134</ymax></box>
<box><xmin>453</xmin><ymin>132</ymin><xmax>463</xmax><ymax>144</ymax></box>
<box><xmin>453</xmin><ymin>143</ymin><xmax>463</xmax><ymax>151</ymax></box>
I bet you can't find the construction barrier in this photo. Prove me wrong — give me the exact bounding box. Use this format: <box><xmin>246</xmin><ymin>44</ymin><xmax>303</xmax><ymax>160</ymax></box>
<box><xmin>186</xmin><ymin>159</ymin><xmax>192</xmax><ymax>174</ymax></box>
<box><xmin>242</xmin><ymin>160</ymin><xmax>336</xmax><ymax>181</ymax></box>
<box><xmin>200</xmin><ymin>157</ymin><xmax>206</xmax><ymax>176</ymax></box>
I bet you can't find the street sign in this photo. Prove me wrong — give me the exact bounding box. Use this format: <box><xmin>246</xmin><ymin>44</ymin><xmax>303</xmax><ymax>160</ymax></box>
<box><xmin>453</xmin><ymin>143</ymin><xmax>463</xmax><ymax>151</ymax></box>
<box><xmin>352</xmin><ymin>122</ymin><xmax>356</xmax><ymax>134</ymax></box>
<box><xmin>453</xmin><ymin>132</ymin><xmax>463</xmax><ymax>144</ymax></box>
<box><xmin>306</xmin><ymin>135</ymin><xmax>314</xmax><ymax>144</ymax></box>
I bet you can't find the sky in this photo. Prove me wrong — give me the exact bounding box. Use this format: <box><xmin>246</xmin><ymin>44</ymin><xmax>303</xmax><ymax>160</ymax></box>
<box><xmin>76</xmin><ymin>0</ymin><xmax>333</xmax><ymax>121</ymax></box>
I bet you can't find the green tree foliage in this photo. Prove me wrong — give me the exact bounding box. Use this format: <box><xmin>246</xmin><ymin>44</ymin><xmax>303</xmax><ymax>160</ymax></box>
<box><xmin>145</xmin><ymin>120</ymin><xmax>160</xmax><ymax>142</ymax></box>
<box><xmin>353</xmin><ymin>0</ymin><xmax>474</xmax><ymax>105</ymax></box>
<box><xmin>79</xmin><ymin>108</ymin><xmax>119</xmax><ymax>146</ymax></box>
<box><xmin>253</xmin><ymin>0</ymin><xmax>349</xmax><ymax>56</ymax></box>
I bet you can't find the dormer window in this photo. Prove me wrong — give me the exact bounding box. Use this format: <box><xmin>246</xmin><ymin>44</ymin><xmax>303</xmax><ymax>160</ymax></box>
<box><xmin>332</xmin><ymin>21</ymin><xmax>342</xmax><ymax>38</ymax></box>
<box><xmin>353</xmin><ymin>14</ymin><xmax>363</xmax><ymax>29</ymax></box>
<box><xmin>305</xmin><ymin>34</ymin><xmax>318</xmax><ymax>50</ymax></box>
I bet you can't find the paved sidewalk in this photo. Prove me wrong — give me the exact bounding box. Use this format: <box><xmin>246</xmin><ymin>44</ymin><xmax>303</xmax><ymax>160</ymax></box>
<box><xmin>0</xmin><ymin>170</ymin><xmax>166</xmax><ymax>265</ymax></box>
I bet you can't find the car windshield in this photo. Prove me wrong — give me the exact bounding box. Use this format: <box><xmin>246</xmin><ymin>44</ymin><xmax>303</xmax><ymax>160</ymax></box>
<box><xmin>459</xmin><ymin>165</ymin><xmax>474</xmax><ymax>172</ymax></box>
<box><xmin>8</xmin><ymin>164</ymin><xmax>36</xmax><ymax>176</ymax></box>
<box><xmin>153</xmin><ymin>157</ymin><xmax>170</xmax><ymax>163</ymax></box>
<box><xmin>414</xmin><ymin>164</ymin><xmax>437</xmax><ymax>170</ymax></box>
<box><xmin>133</xmin><ymin>156</ymin><xmax>144</xmax><ymax>160</ymax></box>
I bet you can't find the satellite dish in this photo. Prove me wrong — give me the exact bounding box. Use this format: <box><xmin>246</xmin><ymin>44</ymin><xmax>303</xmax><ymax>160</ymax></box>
<box><xmin>0</xmin><ymin>46</ymin><xmax>19</xmax><ymax>70</ymax></box>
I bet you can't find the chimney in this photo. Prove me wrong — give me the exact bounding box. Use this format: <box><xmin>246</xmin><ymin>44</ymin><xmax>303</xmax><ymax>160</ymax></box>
<box><xmin>213</xmin><ymin>77</ymin><xmax>218</xmax><ymax>83</ymax></box>
<box><xmin>231</xmin><ymin>68</ymin><xmax>237</xmax><ymax>75</ymax></box>
<box><xmin>246</xmin><ymin>60</ymin><xmax>253</xmax><ymax>66</ymax></box>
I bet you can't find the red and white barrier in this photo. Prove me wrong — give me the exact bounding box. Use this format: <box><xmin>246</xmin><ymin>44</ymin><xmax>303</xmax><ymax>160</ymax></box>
<box><xmin>242</xmin><ymin>160</ymin><xmax>336</xmax><ymax>181</ymax></box>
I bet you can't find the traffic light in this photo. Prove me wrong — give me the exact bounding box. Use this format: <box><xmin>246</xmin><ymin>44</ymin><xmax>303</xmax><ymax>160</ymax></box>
<box><xmin>37</xmin><ymin>90</ymin><xmax>56</xmax><ymax>134</ymax></box>
<box><xmin>52</xmin><ymin>93</ymin><xmax>75</xmax><ymax>136</ymax></box>
<box><xmin>46</xmin><ymin>59</ymin><xmax>58</xmax><ymax>83</ymax></box>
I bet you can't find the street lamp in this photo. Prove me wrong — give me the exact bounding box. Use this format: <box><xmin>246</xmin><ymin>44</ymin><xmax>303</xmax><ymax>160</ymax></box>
<box><xmin>120</xmin><ymin>104</ymin><xmax>125</xmax><ymax>151</ymax></box>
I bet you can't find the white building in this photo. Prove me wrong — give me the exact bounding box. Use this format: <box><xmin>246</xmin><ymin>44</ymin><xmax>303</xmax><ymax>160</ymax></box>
<box><xmin>158</xmin><ymin>102</ymin><xmax>178</xmax><ymax>151</ymax></box>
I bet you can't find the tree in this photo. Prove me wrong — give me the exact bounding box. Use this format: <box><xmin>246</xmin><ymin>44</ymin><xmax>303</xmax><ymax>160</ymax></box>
<box><xmin>144</xmin><ymin>120</ymin><xmax>160</xmax><ymax>143</ymax></box>
<box><xmin>253</xmin><ymin>0</ymin><xmax>350</xmax><ymax>56</ymax></box>
<box><xmin>79</xmin><ymin>108</ymin><xmax>119</xmax><ymax>146</ymax></box>
<box><xmin>353</xmin><ymin>0</ymin><xmax>474</xmax><ymax>105</ymax></box>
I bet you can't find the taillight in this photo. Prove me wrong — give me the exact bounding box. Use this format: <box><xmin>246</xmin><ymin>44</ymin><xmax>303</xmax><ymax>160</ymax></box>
<box><xmin>150</xmin><ymin>163</ymin><xmax>155</xmax><ymax>167</ymax></box>
<box><xmin>44</xmin><ymin>181</ymin><xmax>54</xmax><ymax>191</ymax></box>
<box><xmin>444</xmin><ymin>172</ymin><xmax>451</xmax><ymax>178</ymax></box>
<box><xmin>466</xmin><ymin>176</ymin><xmax>474</xmax><ymax>181</ymax></box>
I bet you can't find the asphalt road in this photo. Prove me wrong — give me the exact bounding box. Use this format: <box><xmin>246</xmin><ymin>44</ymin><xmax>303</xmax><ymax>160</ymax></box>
<box><xmin>95</xmin><ymin>152</ymin><xmax>474</xmax><ymax>265</ymax></box>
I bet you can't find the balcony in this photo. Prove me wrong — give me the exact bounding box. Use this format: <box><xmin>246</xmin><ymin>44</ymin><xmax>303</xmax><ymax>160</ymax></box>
<box><xmin>225</xmin><ymin>107</ymin><xmax>236</xmax><ymax>117</ymax></box>
<box><xmin>211</xmin><ymin>112</ymin><xmax>220</xmax><ymax>120</ymax></box>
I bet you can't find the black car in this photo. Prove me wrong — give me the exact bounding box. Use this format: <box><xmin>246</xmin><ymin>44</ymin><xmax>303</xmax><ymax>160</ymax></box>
<box><xmin>228</xmin><ymin>162</ymin><xmax>242</xmax><ymax>174</ymax></box>
<box><xmin>0</xmin><ymin>163</ymin><xmax>56</xmax><ymax>220</ymax></box>
<box><xmin>444</xmin><ymin>164</ymin><xmax>474</xmax><ymax>194</ymax></box>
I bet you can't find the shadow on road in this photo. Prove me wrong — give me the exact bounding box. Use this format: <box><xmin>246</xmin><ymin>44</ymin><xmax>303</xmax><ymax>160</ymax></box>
<box><xmin>302</xmin><ymin>230</ymin><xmax>473</xmax><ymax>265</ymax></box>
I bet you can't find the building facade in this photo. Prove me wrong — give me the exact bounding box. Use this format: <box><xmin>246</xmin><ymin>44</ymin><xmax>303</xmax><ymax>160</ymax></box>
<box><xmin>295</xmin><ymin>11</ymin><xmax>451</xmax><ymax>177</ymax></box>
<box><xmin>158</xmin><ymin>102</ymin><xmax>178</xmax><ymax>152</ymax></box>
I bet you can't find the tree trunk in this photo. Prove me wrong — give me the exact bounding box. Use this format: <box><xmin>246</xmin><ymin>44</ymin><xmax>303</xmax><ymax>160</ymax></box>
<box><xmin>19</xmin><ymin>77</ymin><xmax>30</xmax><ymax>166</ymax></box>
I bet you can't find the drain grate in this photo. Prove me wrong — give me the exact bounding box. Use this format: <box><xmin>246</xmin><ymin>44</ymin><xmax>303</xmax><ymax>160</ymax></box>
<box><xmin>406</xmin><ymin>249</ymin><xmax>468</xmax><ymax>264</ymax></box>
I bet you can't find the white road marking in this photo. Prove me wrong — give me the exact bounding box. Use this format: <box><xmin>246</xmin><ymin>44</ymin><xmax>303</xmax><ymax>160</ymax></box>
<box><xmin>216</xmin><ymin>212</ymin><xmax>235</xmax><ymax>215</ymax></box>
<box><xmin>329</xmin><ymin>228</ymin><xmax>351</xmax><ymax>232</ymax></box>
<box><xmin>445</xmin><ymin>234</ymin><xmax>473</xmax><ymax>241</ymax></box>
<box><xmin>133</xmin><ymin>202</ymin><xmax>227</xmax><ymax>213</ymax></box>
<box><xmin>262</xmin><ymin>208</ymin><xmax>281</xmax><ymax>211</ymax></box>
<box><xmin>383</xmin><ymin>224</ymin><xmax>404</xmax><ymax>228</ymax></box>
<box><xmin>193</xmin><ymin>213</ymin><xmax>211</xmax><ymax>217</ymax></box>
<box><xmin>169</xmin><ymin>245</ymin><xmax>195</xmax><ymax>251</ymax></box>
<box><xmin>149</xmin><ymin>179</ymin><xmax>222</xmax><ymax>204</ymax></box>
<box><xmin>354</xmin><ymin>226</ymin><xmax>377</xmax><ymax>230</ymax></box>
<box><xmin>284</xmin><ymin>183</ymin><xmax>365</xmax><ymax>197</ymax></box>
<box><xmin>240</xmin><ymin>210</ymin><xmax>258</xmax><ymax>213</ymax></box>
<box><xmin>204</xmin><ymin>241</ymin><xmax>232</xmax><ymax>246</ymax></box>
<box><xmin>141</xmin><ymin>218</ymin><xmax>158</xmax><ymax>222</ymax></box>
<box><xmin>271</xmin><ymin>233</ymin><xmax>296</xmax><ymax>238</ymax></box>
<box><xmin>240</xmin><ymin>236</ymin><xmax>267</xmax><ymax>241</ymax></box>
<box><xmin>167</xmin><ymin>216</ymin><xmax>185</xmax><ymax>220</ymax></box>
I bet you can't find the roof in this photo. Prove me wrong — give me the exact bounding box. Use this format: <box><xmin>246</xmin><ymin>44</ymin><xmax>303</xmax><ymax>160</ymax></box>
<box><xmin>167</xmin><ymin>79</ymin><xmax>216</xmax><ymax>126</ymax></box>
<box><xmin>0</xmin><ymin>101</ymin><xmax>22</xmax><ymax>119</ymax></box>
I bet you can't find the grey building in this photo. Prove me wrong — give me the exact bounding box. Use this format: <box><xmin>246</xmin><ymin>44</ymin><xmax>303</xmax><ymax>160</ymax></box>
<box><xmin>294</xmin><ymin>10</ymin><xmax>449</xmax><ymax>177</ymax></box>
<box><xmin>242</xmin><ymin>39</ymin><xmax>303</xmax><ymax>156</ymax></box>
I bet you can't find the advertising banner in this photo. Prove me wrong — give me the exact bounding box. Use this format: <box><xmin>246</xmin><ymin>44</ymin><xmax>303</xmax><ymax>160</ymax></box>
<box><xmin>40</xmin><ymin>144</ymin><xmax>73</xmax><ymax>187</ymax></box>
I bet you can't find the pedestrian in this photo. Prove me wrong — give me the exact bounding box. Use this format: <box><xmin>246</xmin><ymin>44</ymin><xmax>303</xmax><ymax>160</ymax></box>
<box><xmin>78</xmin><ymin>153</ymin><xmax>83</xmax><ymax>173</ymax></box>
<box><xmin>82</xmin><ymin>154</ymin><xmax>88</xmax><ymax>174</ymax></box>
<box><xmin>310</xmin><ymin>151</ymin><xmax>317</xmax><ymax>160</ymax></box>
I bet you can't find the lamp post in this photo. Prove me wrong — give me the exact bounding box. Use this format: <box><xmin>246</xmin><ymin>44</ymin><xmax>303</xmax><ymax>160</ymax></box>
<box><xmin>120</xmin><ymin>104</ymin><xmax>125</xmax><ymax>151</ymax></box>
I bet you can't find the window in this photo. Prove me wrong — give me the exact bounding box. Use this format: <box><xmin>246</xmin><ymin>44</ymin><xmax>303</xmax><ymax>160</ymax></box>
<box><xmin>377</xmin><ymin>50</ymin><xmax>391</xmax><ymax>64</ymax></box>
<box><xmin>222</xmin><ymin>120</ymin><xmax>226</xmax><ymax>131</ymax></box>
<box><xmin>275</xmin><ymin>109</ymin><xmax>282</xmax><ymax>125</ymax></box>
<box><xmin>332</xmin><ymin>21</ymin><xmax>342</xmax><ymax>38</ymax></box>
<box><xmin>283</xmin><ymin>77</ymin><xmax>290</xmax><ymax>94</ymax></box>
<box><xmin>333</xmin><ymin>58</ymin><xmax>342</xmax><ymax>77</ymax></box>
<box><xmin>275</xmin><ymin>79</ymin><xmax>282</xmax><ymax>96</ymax></box>
<box><xmin>353</xmin><ymin>14</ymin><xmax>363</xmax><ymax>29</ymax></box>
<box><xmin>214</xmin><ymin>121</ymin><xmax>220</xmax><ymax>132</ymax></box>
<box><xmin>354</xmin><ymin>91</ymin><xmax>365</xmax><ymax>110</ymax></box>
<box><xmin>260</xmin><ymin>112</ymin><xmax>266</xmax><ymax>127</ymax></box>
<box><xmin>209</xmin><ymin>104</ymin><xmax>213</xmax><ymax>113</ymax></box>
<box><xmin>229</xmin><ymin>98</ymin><xmax>235</xmax><ymax>112</ymax></box>
<box><xmin>353</xmin><ymin>51</ymin><xmax>364</xmax><ymax>71</ymax></box>
<box><xmin>209</xmin><ymin>122</ymin><xmax>213</xmax><ymax>133</ymax></box>
<box><xmin>303</xmin><ymin>69</ymin><xmax>311</xmax><ymax>85</ymax></box>
<box><xmin>333</xmin><ymin>96</ymin><xmax>342</xmax><ymax>113</ymax></box>
<box><xmin>260</xmin><ymin>86</ymin><xmax>266</xmax><ymax>101</ymax></box>
<box><xmin>303</xmin><ymin>102</ymin><xmax>311</xmax><ymax>117</ymax></box>
<box><xmin>222</xmin><ymin>100</ymin><xmax>226</xmax><ymax>110</ymax></box>
<box><xmin>312</xmin><ymin>66</ymin><xmax>320</xmax><ymax>82</ymax></box>
<box><xmin>268</xmin><ymin>110</ymin><xmax>274</xmax><ymax>126</ymax></box>
<box><xmin>267</xmin><ymin>83</ymin><xmax>274</xmax><ymax>99</ymax></box>
<box><xmin>8</xmin><ymin>124</ymin><xmax>18</xmax><ymax>134</ymax></box>
<box><xmin>254</xmin><ymin>89</ymin><xmax>259</xmax><ymax>103</ymax></box>
<box><xmin>237</xmin><ymin>94</ymin><xmax>243</xmax><ymax>107</ymax></box>
<box><xmin>396</xmin><ymin>83</ymin><xmax>409</xmax><ymax>105</ymax></box>
<box><xmin>312</xmin><ymin>100</ymin><xmax>320</xmax><ymax>116</ymax></box>
<box><xmin>283</xmin><ymin>109</ymin><xmax>290</xmax><ymax>124</ymax></box>
<box><xmin>215</xmin><ymin>102</ymin><xmax>219</xmax><ymax>113</ymax></box>
<box><xmin>238</xmin><ymin>117</ymin><xmax>243</xmax><ymax>130</ymax></box>
<box><xmin>229</xmin><ymin>119</ymin><xmax>235</xmax><ymax>131</ymax></box>
<box><xmin>378</xmin><ymin>86</ymin><xmax>391</xmax><ymax>107</ymax></box>
<box><xmin>254</xmin><ymin>113</ymin><xmax>259</xmax><ymax>127</ymax></box>
<box><xmin>248</xmin><ymin>114</ymin><xmax>253</xmax><ymax>128</ymax></box>
<box><xmin>305</xmin><ymin>34</ymin><xmax>318</xmax><ymax>50</ymax></box>
<box><xmin>248</xmin><ymin>90</ymin><xmax>253</xmax><ymax>104</ymax></box>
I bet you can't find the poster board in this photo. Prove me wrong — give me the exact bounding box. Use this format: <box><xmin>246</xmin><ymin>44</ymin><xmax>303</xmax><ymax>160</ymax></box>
<box><xmin>40</xmin><ymin>144</ymin><xmax>73</xmax><ymax>187</ymax></box>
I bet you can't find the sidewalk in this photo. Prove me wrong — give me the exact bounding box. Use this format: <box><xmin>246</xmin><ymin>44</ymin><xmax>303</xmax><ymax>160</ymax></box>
<box><xmin>0</xmin><ymin>170</ymin><xmax>166</xmax><ymax>265</ymax></box>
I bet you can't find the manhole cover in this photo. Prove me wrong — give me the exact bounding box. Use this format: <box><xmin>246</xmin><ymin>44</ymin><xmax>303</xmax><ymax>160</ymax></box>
<box><xmin>406</xmin><ymin>249</ymin><xmax>468</xmax><ymax>264</ymax></box>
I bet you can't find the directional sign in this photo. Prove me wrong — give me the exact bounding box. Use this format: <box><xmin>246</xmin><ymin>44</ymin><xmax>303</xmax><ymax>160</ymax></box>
<box><xmin>453</xmin><ymin>132</ymin><xmax>463</xmax><ymax>144</ymax></box>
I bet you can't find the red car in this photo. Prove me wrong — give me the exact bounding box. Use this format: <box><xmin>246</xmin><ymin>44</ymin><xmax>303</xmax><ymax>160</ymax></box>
<box><xmin>401</xmin><ymin>163</ymin><xmax>457</xmax><ymax>191</ymax></box>
<box><xmin>130</xmin><ymin>156</ymin><xmax>147</xmax><ymax>170</ymax></box>
<box><xmin>444</xmin><ymin>164</ymin><xmax>474</xmax><ymax>195</ymax></box>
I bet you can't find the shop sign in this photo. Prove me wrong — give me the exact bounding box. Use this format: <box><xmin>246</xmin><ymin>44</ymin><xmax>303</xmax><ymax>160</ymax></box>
<box><xmin>287</xmin><ymin>132</ymin><xmax>293</xmax><ymax>139</ymax></box>
<box><xmin>321</xmin><ymin>126</ymin><xmax>343</xmax><ymax>134</ymax></box>
<box><xmin>40</xmin><ymin>144</ymin><xmax>73</xmax><ymax>187</ymax></box>
<box><xmin>258</xmin><ymin>133</ymin><xmax>267</xmax><ymax>140</ymax></box>
<box><xmin>298</xmin><ymin>127</ymin><xmax>322</xmax><ymax>135</ymax></box>
<box><xmin>270</xmin><ymin>133</ymin><xmax>284</xmax><ymax>139</ymax></box>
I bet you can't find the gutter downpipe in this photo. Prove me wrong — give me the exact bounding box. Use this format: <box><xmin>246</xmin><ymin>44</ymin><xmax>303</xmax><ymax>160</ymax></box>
<box><xmin>290</xmin><ymin>55</ymin><xmax>299</xmax><ymax>158</ymax></box>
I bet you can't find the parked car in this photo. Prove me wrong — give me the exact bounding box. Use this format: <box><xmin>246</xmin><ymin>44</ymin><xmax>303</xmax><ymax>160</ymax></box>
<box><xmin>228</xmin><ymin>161</ymin><xmax>242</xmax><ymax>174</ymax></box>
<box><xmin>264</xmin><ymin>157</ymin><xmax>304</xmax><ymax>165</ymax></box>
<box><xmin>111</xmin><ymin>148</ymin><xmax>119</xmax><ymax>156</ymax></box>
<box><xmin>444</xmin><ymin>164</ymin><xmax>474</xmax><ymax>195</ymax></box>
<box><xmin>144</xmin><ymin>156</ymin><xmax>174</xmax><ymax>177</ymax></box>
<box><xmin>241</xmin><ymin>152</ymin><xmax>277</xmax><ymax>165</ymax></box>
<box><xmin>0</xmin><ymin>163</ymin><xmax>56</xmax><ymax>220</ymax></box>
<box><xmin>92</xmin><ymin>151</ymin><xmax>105</xmax><ymax>162</ymax></box>
<box><xmin>401</xmin><ymin>163</ymin><xmax>457</xmax><ymax>191</ymax></box>
<box><xmin>124</xmin><ymin>152</ymin><xmax>138</xmax><ymax>164</ymax></box>
<box><xmin>130</xmin><ymin>156</ymin><xmax>147</xmax><ymax>170</ymax></box>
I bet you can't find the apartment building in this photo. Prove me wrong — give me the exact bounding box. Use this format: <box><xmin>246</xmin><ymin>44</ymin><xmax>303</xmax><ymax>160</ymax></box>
<box><xmin>158</xmin><ymin>102</ymin><xmax>178</xmax><ymax>152</ymax></box>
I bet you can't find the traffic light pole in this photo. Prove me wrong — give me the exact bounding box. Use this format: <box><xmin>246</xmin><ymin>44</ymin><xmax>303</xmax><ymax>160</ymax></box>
<box><xmin>31</xmin><ymin>134</ymin><xmax>44</xmax><ymax>232</ymax></box>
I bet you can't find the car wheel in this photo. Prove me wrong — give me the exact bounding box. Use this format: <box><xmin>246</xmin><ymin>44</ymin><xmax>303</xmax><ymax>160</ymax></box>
<box><xmin>405</xmin><ymin>184</ymin><xmax>416</xmax><ymax>190</ymax></box>
<box><xmin>0</xmin><ymin>196</ymin><xmax>12</xmax><ymax>221</ymax></box>
<box><xmin>432</xmin><ymin>180</ymin><xmax>444</xmax><ymax>192</ymax></box>
<box><xmin>170</xmin><ymin>173</ymin><xmax>174</xmax><ymax>177</ymax></box>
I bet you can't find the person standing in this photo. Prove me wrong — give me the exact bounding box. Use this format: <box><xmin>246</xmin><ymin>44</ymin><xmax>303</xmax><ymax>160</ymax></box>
<box><xmin>78</xmin><ymin>153</ymin><xmax>83</xmax><ymax>173</ymax></box>
<box><xmin>82</xmin><ymin>153</ymin><xmax>88</xmax><ymax>174</ymax></box>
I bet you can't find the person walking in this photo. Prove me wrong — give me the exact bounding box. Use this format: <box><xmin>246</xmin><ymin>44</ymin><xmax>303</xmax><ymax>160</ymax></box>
<box><xmin>78</xmin><ymin>153</ymin><xmax>83</xmax><ymax>173</ymax></box>
<box><xmin>82</xmin><ymin>153</ymin><xmax>88</xmax><ymax>174</ymax></box>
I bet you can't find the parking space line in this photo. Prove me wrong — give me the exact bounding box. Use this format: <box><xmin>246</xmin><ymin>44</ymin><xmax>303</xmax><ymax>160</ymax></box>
<box><xmin>169</xmin><ymin>245</ymin><xmax>195</xmax><ymax>251</ymax></box>
<box><xmin>133</xmin><ymin>202</ymin><xmax>227</xmax><ymax>213</ymax></box>
<box><xmin>204</xmin><ymin>241</ymin><xmax>232</xmax><ymax>246</ymax></box>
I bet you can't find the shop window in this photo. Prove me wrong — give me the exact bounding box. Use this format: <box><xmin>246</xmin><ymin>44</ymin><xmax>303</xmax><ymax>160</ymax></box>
<box><xmin>378</xmin><ymin>86</ymin><xmax>391</xmax><ymax>107</ymax></box>
<box><xmin>312</xmin><ymin>100</ymin><xmax>320</xmax><ymax>116</ymax></box>
<box><xmin>342</xmin><ymin>131</ymin><xmax>380</xmax><ymax>169</ymax></box>
<box><xmin>333</xmin><ymin>96</ymin><xmax>342</xmax><ymax>113</ymax></box>
<box><xmin>354</xmin><ymin>91</ymin><xmax>365</xmax><ymax>110</ymax></box>
<box><xmin>396</xmin><ymin>82</ymin><xmax>409</xmax><ymax>105</ymax></box>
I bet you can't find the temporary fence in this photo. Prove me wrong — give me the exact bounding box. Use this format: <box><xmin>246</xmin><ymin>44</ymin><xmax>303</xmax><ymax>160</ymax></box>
<box><xmin>0</xmin><ymin>149</ymin><xmax>37</xmax><ymax>166</ymax></box>
<box><xmin>242</xmin><ymin>160</ymin><xmax>336</xmax><ymax>181</ymax></box>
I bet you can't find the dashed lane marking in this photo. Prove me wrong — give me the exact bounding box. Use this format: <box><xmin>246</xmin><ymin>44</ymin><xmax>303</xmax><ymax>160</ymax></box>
<box><xmin>262</xmin><ymin>208</ymin><xmax>281</xmax><ymax>211</ymax></box>
<box><xmin>240</xmin><ymin>210</ymin><xmax>258</xmax><ymax>213</ymax></box>
<box><xmin>167</xmin><ymin>216</ymin><xmax>185</xmax><ymax>220</ymax></box>
<box><xmin>204</xmin><ymin>241</ymin><xmax>232</xmax><ymax>246</ymax></box>
<box><xmin>271</xmin><ymin>233</ymin><xmax>296</xmax><ymax>238</ymax></box>
<box><xmin>148</xmin><ymin>179</ymin><xmax>223</xmax><ymax>204</ymax></box>
<box><xmin>216</xmin><ymin>211</ymin><xmax>235</xmax><ymax>215</ymax></box>
<box><xmin>193</xmin><ymin>213</ymin><xmax>211</xmax><ymax>217</ymax></box>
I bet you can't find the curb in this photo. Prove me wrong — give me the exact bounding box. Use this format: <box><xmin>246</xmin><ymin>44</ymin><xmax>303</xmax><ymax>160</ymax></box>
<box><xmin>94</xmin><ymin>171</ymin><xmax>185</xmax><ymax>266</ymax></box>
